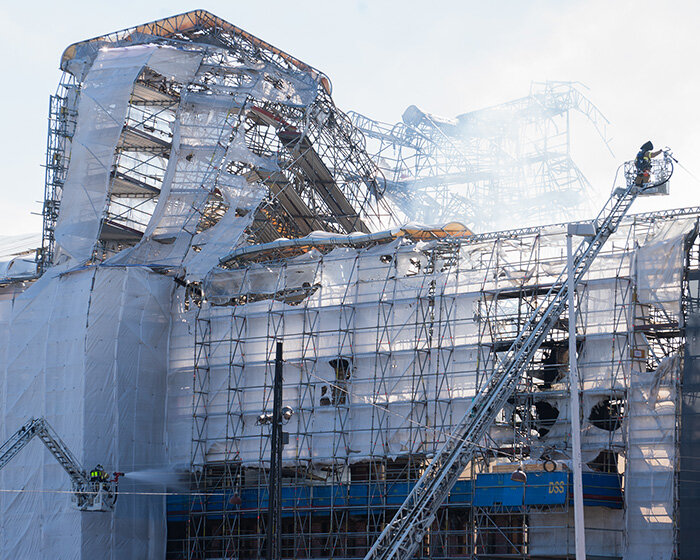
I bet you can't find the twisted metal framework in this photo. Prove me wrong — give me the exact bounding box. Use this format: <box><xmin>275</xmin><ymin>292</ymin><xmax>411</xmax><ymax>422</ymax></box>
<box><xmin>350</xmin><ymin>81</ymin><xmax>612</xmax><ymax>232</ymax></box>
<box><xmin>40</xmin><ymin>10</ymin><xmax>397</xmax><ymax>271</ymax></box>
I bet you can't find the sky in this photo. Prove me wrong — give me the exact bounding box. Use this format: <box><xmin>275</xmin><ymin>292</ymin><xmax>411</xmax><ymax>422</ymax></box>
<box><xmin>0</xmin><ymin>0</ymin><xmax>698</xmax><ymax>236</ymax></box>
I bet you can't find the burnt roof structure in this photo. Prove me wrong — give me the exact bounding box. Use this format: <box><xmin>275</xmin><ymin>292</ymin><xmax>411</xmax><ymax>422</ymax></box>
<box><xmin>41</xmin><ymin>9</ymin><xmax>400</xmax><ymax>277</ymax></box>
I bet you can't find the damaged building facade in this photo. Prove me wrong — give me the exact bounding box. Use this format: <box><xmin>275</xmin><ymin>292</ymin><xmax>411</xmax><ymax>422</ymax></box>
<box><xmin>0</xmin><ymin>10</ymin><xmax>699</xmax><ymax>560</ymax></box>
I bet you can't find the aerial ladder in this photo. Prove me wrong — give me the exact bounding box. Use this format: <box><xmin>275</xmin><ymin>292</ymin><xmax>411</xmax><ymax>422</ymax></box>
<box><xmin>365</xmin><ymin>151</ymin><xmax>675</xmax><ymax>560</ymax></box>
<box><xmin>0</xmin><ymin>417</ymin><xmax>123</xmax><ymax>512</ymax></box>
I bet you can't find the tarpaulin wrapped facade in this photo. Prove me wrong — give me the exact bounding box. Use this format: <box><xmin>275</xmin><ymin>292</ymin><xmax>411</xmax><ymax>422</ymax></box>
<box><xmin>1</xmin><ymin>9</ymin><xmax>699</xmax><ymax>560</ymax></box>
<box><xmin>2</xmin><ymin>10</ymin><xmax>396</xmax><ymax>558</ymax></box>
<box><xmin>178</xmin><ymin>211</ymin><xmax>696</xmax><ymax>559</ymax></box>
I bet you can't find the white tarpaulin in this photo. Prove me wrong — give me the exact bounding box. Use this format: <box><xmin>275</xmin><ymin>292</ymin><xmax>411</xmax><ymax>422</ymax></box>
<box><xmin>0</xmin><ymin>233</ymin><xmax>41</xmax><ymax>280</ymax></box>
<box><xmin>54</xmin><ymin>46</ymin><xmax>158</xmax><ymax>263</ymax></box>
<box><xmin>0</xmin><ymin>267</ymin><xmax>172</xmax><ymax>559</ymax></box>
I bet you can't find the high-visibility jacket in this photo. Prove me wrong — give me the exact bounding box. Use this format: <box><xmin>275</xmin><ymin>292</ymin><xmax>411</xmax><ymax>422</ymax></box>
<box><xmin>90</xmin><ymin>470</ymin><xmax>106</xmax><ymax>481</ymax></box>
<box><xmin>636</xmin><ymin>149</ymin><xmax>652</xmax><ymax>171</ymax></box>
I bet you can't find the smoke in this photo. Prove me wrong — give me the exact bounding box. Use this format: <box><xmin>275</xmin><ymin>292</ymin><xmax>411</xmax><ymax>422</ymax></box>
<box><xmin>361</xmin><ymin>82</ymin><xmax>611</xmax><ymax>232</ymax></box>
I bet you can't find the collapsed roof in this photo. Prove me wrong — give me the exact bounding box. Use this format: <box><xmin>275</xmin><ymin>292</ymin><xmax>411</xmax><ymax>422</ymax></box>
<box><xmin>46</xmin><ymin>9</ymin><xmax>404</xmax><ymax>279</ymax></box>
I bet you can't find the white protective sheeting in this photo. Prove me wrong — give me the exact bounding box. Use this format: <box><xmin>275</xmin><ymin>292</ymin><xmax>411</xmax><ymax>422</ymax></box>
<box><xmin>54</xmin><ymin>46</ymin><xmax>158</xmax><ymax>263</ymax></box>
<box><xmin>624</xmin><ymin>356</ymin><xmax>678</xmax><ymax>560</ymax></box>
<box><xmin>197</xmin><ymin>240</ymin><xmax>485</xmax><ymax>465</ymax></box>
<box><xmin>0</xmin><ymin>232</ymin><xmax>42</xmax><ymax>280</ymax></box>
<box><xmin>634</xmin><ymin>218</ymin><xmax>694</xmax><ymax>317</ymax></box>
<box><xmin>118</xmin><ymin>90</ymin><xmax>262</xmax><ymax>276</ymax></box>
<box><xmin>53</xmin><ymin>45</ymin><xmax>205</xmax><ymax>266</ymax></box>
<box><xmin>529</xmin><ymin>507</ymin><xmax>624</xmax><ymax>557</ymax></box>
<box><xmin>165</xmin><ymin>295</ymin><xmax>197</xmax><ymax>466</ymax></box>
<box><xmin>0</xmin><ymin>267</ymin><xmax>172</xmax><ymax>559</ymax></box>
<box><xmin>183</xmin><ymin>176</ymin><xmax>266</xmax><ymax>280</ymax></box>
<box><xmin>117</xmin><ymin>47</ymin><xmax>316</xmax><ymax>280</ymax></box>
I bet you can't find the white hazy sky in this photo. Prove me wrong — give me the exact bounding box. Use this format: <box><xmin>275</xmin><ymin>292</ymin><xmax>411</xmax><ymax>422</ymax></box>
<box><xmin>0</xmin><ymin>0</ymin><xmax>698</xmax><ymax>236</ymax></box>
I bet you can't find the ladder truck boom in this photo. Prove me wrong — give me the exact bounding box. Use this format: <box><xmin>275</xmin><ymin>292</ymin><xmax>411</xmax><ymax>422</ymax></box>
<box><xmin>364</xmin><ymin>153</ymin><xmax>674</xmax><ymax>560</ymax></box>
<box><xmin>0</xmin><ymin>417</ymin><xmax>121</xmax><ymax>512</ymax></box>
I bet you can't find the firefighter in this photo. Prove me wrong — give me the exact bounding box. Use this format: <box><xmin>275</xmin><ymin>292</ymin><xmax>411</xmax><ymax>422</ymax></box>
<box><xmin>90</xmin><ymin>464</ymin><xmax>107</xmax><ymax>482</ymax></box>
<box><xmin>635</xmin><ymin>141</ymin><xmax>663</xmax><ymax>185</ymax></box>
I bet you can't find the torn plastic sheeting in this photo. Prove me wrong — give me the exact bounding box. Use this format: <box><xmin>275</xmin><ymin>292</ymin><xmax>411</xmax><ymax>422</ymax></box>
<box><xmin>634</xmin><ymin>230</ymin><xmax>688</xmax><ymax>317</ymax></box>
<box><xmin>204</xmin><ymin>249</ymin><xmax>321</xmax><ymax>302</ymax></box>
<box><xmin>649</xmin><ymin>355</ymin><xmax>679</xmax><ymax>406</ymax></box>
<box><xmin>225</xmin><ymin>127</ymin><xmax>279</xmax><ymax>172</ymax></box>
<box><xmin>200</xmin><ymin>57</ymin><xmax>318</xmax><ymax>107</ymax></box>
<box><xmin>58</xmin><ymin>45</ymin><xmax>204</xmax><ymax>267</ymax></box>
<box><xmin>54</xmin><ymin>46</ymin><xmax>160</xmax><ymax>264</ymax></box>
<box><xmin>0</xmin><ymin>257</ymin><xmax>36</xmax><ymax>280</ymax></box>
<box><xmin>255</xmin><ymin>63</ymin><xmax>318</xmax><ymax>107</ymax></box>
<box><xmin>218</xmin><ymin>219</ymin><xmax>473</xmax><ymax>267</ymax></box>
<box><xmin>119</xmin><ymin>90</ymin><xmax>255</xmax><ymax>270</ymax></box>
<box><xmin>145</xmin><ymin>93</ymin><xmax>236</xmax><ymax>243</ymax></box>
<box><xmin>146</xmin><ymin>46</ymin><xmax>203</xmax><ymax>83</ymax></box>
<box><xmin>184</xmin><ymin>178</ymin><xmax>266</xmax><ymax>281</ymax></box>
<box><xmin>178</xmin><ymin>93</ymin><xmax>245</xmax><ymax>146</ymax></box>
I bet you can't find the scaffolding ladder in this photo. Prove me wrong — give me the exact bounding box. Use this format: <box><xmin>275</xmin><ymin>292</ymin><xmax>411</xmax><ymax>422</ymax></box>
<box><xmin>364</xmin><ymin>154</ymin><xmax>674</xmax><ymax>560</ymax></box>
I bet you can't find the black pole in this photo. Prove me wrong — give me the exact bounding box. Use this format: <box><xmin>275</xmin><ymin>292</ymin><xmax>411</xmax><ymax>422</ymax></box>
<box><xmin>267</xmin><ymin>341</ymin><xmax>283</xmax><ymax>560</ymax></box>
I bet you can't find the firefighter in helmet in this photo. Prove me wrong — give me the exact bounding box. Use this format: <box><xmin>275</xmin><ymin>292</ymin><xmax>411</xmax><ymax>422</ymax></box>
<box><xmin>635</xmin><ymin>141</ymin><xmax>663</xmax><ymax>185</ymax></box>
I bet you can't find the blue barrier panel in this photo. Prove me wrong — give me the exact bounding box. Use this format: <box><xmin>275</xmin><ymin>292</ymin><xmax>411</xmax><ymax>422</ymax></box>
<box><xmin>473</xmin><ymin>472</ymin><xmax>623</xmax><ymax>508</ymax></box>
<box><xmin>167</xmin><ymin>495</ymin><xmax>189</xmax><ymax>522</ymax></box>
<box><xmin>312</xmin><ymin>484</ymin><xmax>349</xmax><ymax>509</ymax></box>
<box><xmin>474</xmin><ymin>473</ymin><xmax>525</xmax><ymax>507</ymax></box>
<box><xmin>526</xmin><ymin>472</ymin><xmax>568</xmax><ymax>505</ymax></box>
<box><xmin>386</xmin><ymin>482</ymin><xmax>413</xmax><ymax>506</ymax></box>
<box><xmin>347</xmin><ymin>482</ymin><xmax>369</xmax><ymax>507</ymax></box>
<box><xmin>242</xmin><ymin>487</ymin><xmax>268</xmax><ymax>509</ymax></box>
<box><xmin>447</xmin><ymin>480</ymin><xmax>472</xmax><ymax>506</ymax></box>
<box><xmin>474</xmin><ymin>472</ymin><xmax>568</xmax><ymax>507</ymax></box>
<box><xmin>281</xmin><ymin>485</ymin><xmax>311</xmax><ymax>510</ymax></box>
<box><xmin>580</xmin><ymin>473</ymin><xmax>623</xmax><ymax>509</ymax></box>
<box><xmin>166</xmin><ymin>472</ymin><xmax>623</xmax><ymax>523</ymax></box>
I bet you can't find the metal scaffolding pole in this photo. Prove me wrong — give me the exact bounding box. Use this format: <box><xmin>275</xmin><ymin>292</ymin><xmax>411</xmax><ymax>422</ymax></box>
<box><xmin>567</xmin><ymin>229</ymin><xmax>586</xmax><ymax>559</ymax></box>
<box><xmin>267</xmin><ymin>341</ymin><xmax>284</xmax><ymax>560</ymax></box>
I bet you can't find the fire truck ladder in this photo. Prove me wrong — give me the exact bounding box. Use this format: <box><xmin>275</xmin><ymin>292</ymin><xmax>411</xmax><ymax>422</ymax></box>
<box><xmin>364</xmin><ymin>153</ymin><xmax>674</xmax><ymax>560</ymax></box>
<box><xmin>0</xmin><ymin>417</ymin><xmax>120</xmax><ymax>511</ymax></box>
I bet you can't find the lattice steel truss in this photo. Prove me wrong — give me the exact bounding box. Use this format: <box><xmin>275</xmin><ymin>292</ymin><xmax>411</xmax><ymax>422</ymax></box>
<box><xmin>349</xmin><ymin>81</ymin><xmax>612</xmax><ymax>232</ymax></box>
